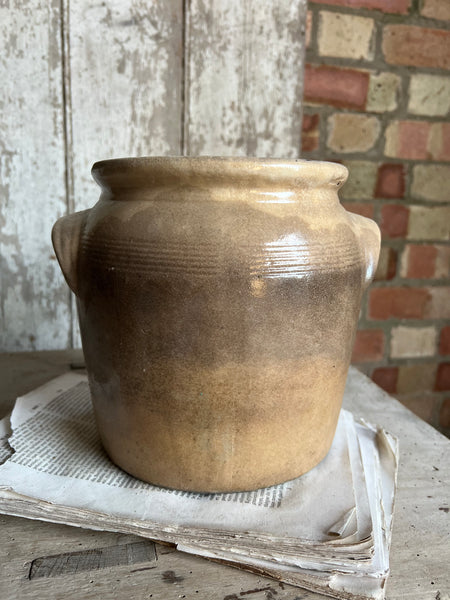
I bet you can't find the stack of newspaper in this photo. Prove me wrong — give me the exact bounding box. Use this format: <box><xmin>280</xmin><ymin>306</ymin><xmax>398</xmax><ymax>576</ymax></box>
<box><xmin>0</xmin><ymin>373</ymin><xmax>398</xmax><ymax>600</ymax></box>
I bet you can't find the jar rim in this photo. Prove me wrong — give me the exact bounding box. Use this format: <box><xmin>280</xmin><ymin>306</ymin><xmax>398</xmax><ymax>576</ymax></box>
<box><xmin>91</xmin><ymin>156</ymin><xmax>348</xmax><ymax>193</ymax></box>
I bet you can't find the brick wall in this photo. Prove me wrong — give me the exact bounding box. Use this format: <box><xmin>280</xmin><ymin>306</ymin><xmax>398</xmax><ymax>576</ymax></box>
<box><xmin>302</xmin><ymin>0</ymin><xmax>450</xmax><ymax>435</ymax></box>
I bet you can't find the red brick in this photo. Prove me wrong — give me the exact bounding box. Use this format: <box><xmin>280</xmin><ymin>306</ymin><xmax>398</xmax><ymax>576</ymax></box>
<box><xmin>439</xmin><ymin>398</ymin><xmax>450</xmax><ymax>429</ymax></box>
<box><xmin>386</xmin><ymin>249</ymin><xmax>397</xmax><ymax>279</ymax></box>
<box><xmin>309</xmin><ymin>0</ymin><xmax>410</xmax><ymax>13</ymax></box>
<box><xmin>372</xmin><ymin>367</ymin><xmax>398</xmax><ymax>393</ymax></box>
<box><xmin>369</xmin><ymin>287</ymin><xmax>431</xmax><ymax>319</ymax></box>
<box><xmin>405</xmin><ymin>245</ymin><xmax>437</xmax><ymax>278</ymax></box>
<box><xmin>302</xmin><ymin>137</ymin><xmax>318</xmax><ymax>153</ymax></box>
<box><xmin>375</xmin><ymin>163</ymin><xmax>405</xmax><ymax>198</ymax></box>
<box><xmin>382</xmin><ymin>25</ymin><xmax>450</xmax><ymax>70</ymax></box>
<box><xmin>342</xmin><ymin>202</ymin><xmax>374</xmax><ymax>219</ymax></box>
<box><xmin>434</xmin><ymin>122</ymin><xmax>450</xmax><ymax>161</ymax></box>
<box><xmin>303</xmin><ymin>114</ymin><xmax>319</xmax><ymax>131</ymax></box>
<box><xmin>386</xmin><ymin>121</ymin><xmax>431</xmax><ymax>161</ymax></box>
<box><xmin>374</xmin><ymin>246</ymin><xmax>397</xmax><ymax>281</ymax></box>
<box><xmin>304</xmin><ymin>65</ymin><xmax>369</xmax><ymax>110</ymax></box>
<box><xmin>380</xmin><ymin>204</ymin><xmax>409</xmax><ymax>238</ymax></box>
<box><xmin>306</xmin><ymin>10</ymin><xmax>313</xmax><ymax>48</ymax></box>
<box><xmin>397</xmin><ymin>122</ymin><xmax>430</xmax><ymax>160</ymax></box>
<box><xmin>440</xmin><ymin>327</ymin><xmax>450</xmax><ymax>355</ymax></box>
<box><xmin>302</xmin><ymin>113</ymin><xmax>320</xmax><ymax>152</ymax></box>
<box><xmin>435</xmin><ymin>363</ymin><xmax>450</xmax><ymax>391</ymax></box>
<box><xmin>351</xmin><ymin>330</ymin><xmax>385</xmax><ymax>363</ymax></box>
<box><xmin>386</xmin><ymin>122</ymin><xmax>450</xmax><ymax>162</ymax></box>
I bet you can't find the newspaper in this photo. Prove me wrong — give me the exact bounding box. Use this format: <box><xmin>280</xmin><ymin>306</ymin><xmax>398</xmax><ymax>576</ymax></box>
<box><xmin>0</xmin><ymin>414</ymin><xmax>12</xmax><ymax>465</ymax></box>
<box><xmin>0</xmin><ymin>373</ymin><xmax>398</xmax><ymax>600</ymax></box>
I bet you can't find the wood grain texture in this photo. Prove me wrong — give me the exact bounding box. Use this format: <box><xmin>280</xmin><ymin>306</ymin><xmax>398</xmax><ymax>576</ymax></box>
<box><xmin>0</xmin><ymin>517</ymin><xmax>310</xmax><ymax>600</ymax></box>
<box><xmin>0</xmin><ymin>0</ymin><xmax>71</xmax><ymax>351</ymax></box>
<box><xmin>184</xmin><ymin>0</ymin><xmax>307</xmax><ymax>157</ymax></box>
<box><xmin>343</xmin><ymin>368</ymin><xmax>450</xmax><ymax>600</ymax></box>
<box><xmin>68</xmin><ymin>0</ymin><xmax>183</xmax><ymax>210</ymax></box>
<box><xmin>28</xmin><ymin>540</ymin><xmax>156</xmax><ymax>579</ymax></box>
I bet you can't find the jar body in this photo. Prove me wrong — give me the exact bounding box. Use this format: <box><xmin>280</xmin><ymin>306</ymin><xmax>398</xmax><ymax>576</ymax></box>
<box><xmin>53</xmin><ymin>157</ymin><xmax>380</xmax><ymax>492</ymax></box>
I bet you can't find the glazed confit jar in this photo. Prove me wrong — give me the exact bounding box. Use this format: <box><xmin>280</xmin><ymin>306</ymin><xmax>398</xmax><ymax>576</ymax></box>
<box><xmin>52</xmin><ymin>157</ymin><xmax>380</xmax><ymax>493</ymax></box>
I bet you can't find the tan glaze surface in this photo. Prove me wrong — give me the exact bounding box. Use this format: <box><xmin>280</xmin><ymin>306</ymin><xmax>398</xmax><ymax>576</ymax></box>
<box><xmin>52</xmin><ymin>157</ymin><xmax>380</xmax><ymax>492</ymax></box>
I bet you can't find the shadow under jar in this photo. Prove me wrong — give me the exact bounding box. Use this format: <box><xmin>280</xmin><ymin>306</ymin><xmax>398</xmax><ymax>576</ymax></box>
<box><xmin>52</xmin><ymin>157</ymin><xmax>380</xmax><ymax>493</ymax></box>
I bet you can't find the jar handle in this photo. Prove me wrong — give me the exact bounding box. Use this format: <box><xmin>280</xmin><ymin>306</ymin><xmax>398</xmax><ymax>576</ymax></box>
<box><xmin>52</xmin><ymin>210</ymin><xmax>90</xmax><ymax>296</ymax></box>
<box><xmin>349</xmin><ymin>214</ymin><xmax>381</xmax><ymax>288</ymax></box>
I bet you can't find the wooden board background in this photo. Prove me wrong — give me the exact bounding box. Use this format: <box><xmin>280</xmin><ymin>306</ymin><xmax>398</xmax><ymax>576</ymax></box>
<box><xmin>0</xmin><ymin>0</ymin><xmax>307</xmax><ymax>351</ymax></box>
<box><xmin>0</xmin><ymin>0</ymin><xmax>70</xmax><ymax>351</ymax></box>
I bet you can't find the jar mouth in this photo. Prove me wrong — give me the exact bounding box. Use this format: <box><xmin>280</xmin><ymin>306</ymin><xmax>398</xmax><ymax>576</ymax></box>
<box><xmin>91</xmin><ymin>156</ymin><xmax>348</xmax><ymax>194</ymax></box>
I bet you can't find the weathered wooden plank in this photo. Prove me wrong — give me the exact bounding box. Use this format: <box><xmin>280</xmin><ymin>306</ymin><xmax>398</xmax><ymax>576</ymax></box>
<box><xmin>185</xmin><ymin>0</ymin><xmax>307</xmax><ymax>157</ymax></box>
<box><xmin>343</xmin><ymin>368</ymin><xmax>450</xmax><ymax>600</ymax></box>
<box><xmin>28</xmin><ymin>540</ymin><xmax>157</xmax><ymax>579</ymax></box>
<box><xmin>66</xmin><ymin>0</ymin><xmax>183</xmax><ymax>345</ymax></box>
<box><xmin>0</xmin><ymin>516</ymin><xmax>309</xmax><ymax>600</ymax></box>
<box><xmin>0</xmin><ymin>0</ymin><xmax>71</xmax><ymax>351</ymax></box>
<box><xmin>68</xmin><ymin>0</ymin><xmax>183</xmax><ymax>209</ymax></box>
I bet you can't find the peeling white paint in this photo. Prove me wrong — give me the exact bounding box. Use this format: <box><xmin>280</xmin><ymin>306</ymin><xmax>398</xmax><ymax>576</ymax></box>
<box><xmin>68</xmin><ymin>0</ymin><xmax>184</xmax><ymax>347</ymax></box>
<box><xmin>186</xmin><ymin>0</ymin><xmax>307</xmax><ymax>157</ymax></box>
<box><xmin>0</xmin><ymin>0</ymin><xmax>306</xmax><ymax>351</ymax></box>
<box><xmin>70</xmin><ymin>0</ymin><xmax>183</xmax><ymax>212</ymax></box>
<box><xmin>0</xmin><ymin>0</ymin><xmax>70</xmax><ymax>351</ymax></box>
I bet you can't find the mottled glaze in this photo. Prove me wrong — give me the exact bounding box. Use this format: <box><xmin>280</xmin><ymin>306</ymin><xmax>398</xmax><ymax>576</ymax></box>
<box><xmin>52</xmin><ymin>157</ymin><xmax>380</xmax><ymax>492</ymax></box>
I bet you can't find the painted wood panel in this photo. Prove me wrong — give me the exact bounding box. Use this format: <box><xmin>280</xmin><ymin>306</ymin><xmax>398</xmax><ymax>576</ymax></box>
<box><xmin>0</xmin><ymin>1</ymin><xmax>307</xmax><ymax>351</ymax></box>
<box><xmin>185</xmin><ymin>0</ymin><xmax>307</xmax><ymax>157</ymax></box>
<box><xmin>0</xmin><ymin>0</ymin><xmax>70</xmax><ymax>351</ymax></box>
<box><xmin>67</xmin><ymin>0</ymin><xmax>183</xmax><ymax>345</ymax></box>
<box><xmin>68</xmin><ymin>0</ymin><xmax>183</xmax><ymax>211</ymax></box>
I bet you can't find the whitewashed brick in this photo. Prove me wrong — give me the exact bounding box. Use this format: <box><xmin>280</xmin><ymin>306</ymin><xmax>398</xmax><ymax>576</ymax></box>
<box><xmin>412</xmin><ymin>164</ymin><xmax>450</xmax><ymax>202</ymax></box>
<box><xmin>341</xmin><ymin>161</ymin><xmax>377</xmax><ymax>199</ymax></box>
<box><xmin>367</xmin><ymin>72</ymin><xmax>400</xmax><ymax>113</ymax></box>
<box><xmin>408</xmin><ymin>74</ymin><xmax>450</xmax><ymax>117</ymax></box>
<box><xmin>391</xmin><ymin>326</ymin><xmax>437</xmax><ymax>358</ymax></box>
<box><xmin>327</xmin><ymin>114</ymin><xmax>380</xmax><ymax>153</ymax></box>
<box><xmin>408</xmin><ymin>206</ymin><xmax>450</xmax><ymax>240</ymax></box>
<box><xmin>318</xmin><ymin>12</ymin><xmax>375</xmax><ymax>60</ymax></box>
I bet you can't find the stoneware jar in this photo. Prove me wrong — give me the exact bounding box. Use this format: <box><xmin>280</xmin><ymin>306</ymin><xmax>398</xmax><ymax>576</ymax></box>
<box><xmin>52</xmin><ymin>157</ymin><xmax>380</xmax><ymax>493</ymax></box>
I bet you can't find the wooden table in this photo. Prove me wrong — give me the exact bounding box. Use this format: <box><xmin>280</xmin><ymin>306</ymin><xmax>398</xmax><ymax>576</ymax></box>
<box><xmin>0</xmin><ymin>351</ymin><xmax>448</xmax><ymax>600</ymax></box>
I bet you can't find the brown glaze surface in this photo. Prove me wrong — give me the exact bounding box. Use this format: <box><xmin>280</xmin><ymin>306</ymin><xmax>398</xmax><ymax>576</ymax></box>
<box><xmin>52</xmin><ymin>157</ymin><xmax>380</xmax><ymax>492</ymax></box>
